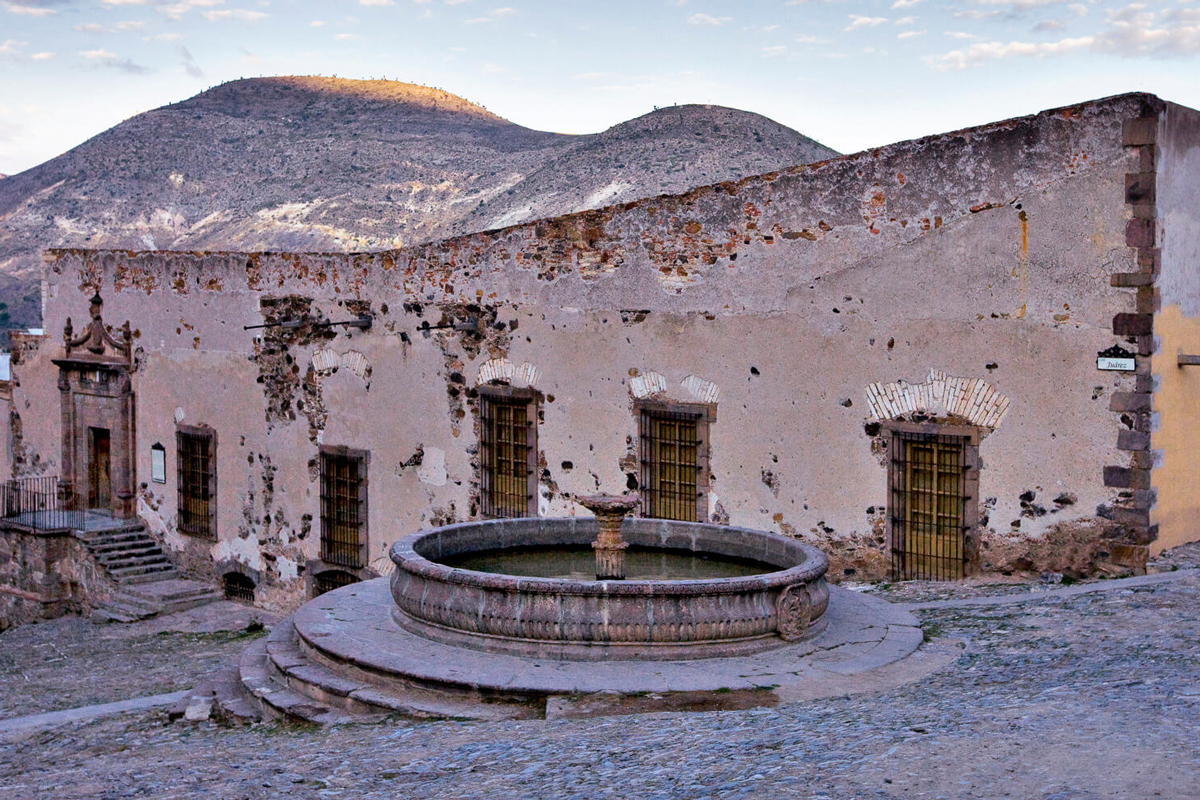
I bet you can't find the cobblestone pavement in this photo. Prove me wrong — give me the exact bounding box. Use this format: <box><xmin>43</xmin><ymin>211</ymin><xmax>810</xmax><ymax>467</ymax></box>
<box><xmin>3</xmin><ymin>576</ymin><xmax>1200</xmax><ymax>799</ymax></box>
<box><xmin>0</xmin><ymin>601</ymin><xmax>276</xmax><ymax>718</ymax></box>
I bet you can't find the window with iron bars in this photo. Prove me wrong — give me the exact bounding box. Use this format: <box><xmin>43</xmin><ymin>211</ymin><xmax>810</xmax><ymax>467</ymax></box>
<box><xmin>479</xmin><ymin>387</ymin><xmax>537</xmax><ymax>518</ymax></box>
<box><xmin>222</xmin><ymin>572</ymin><xmax>256</xmax><ymax>604</ymax></box>
<box><xmin>313</xmin><ymin>569</ymin><xmax>360</xmax><ymax>598</ymax></box>
<box><xmin>885</xmin><ymin>422</ymin><xmax>979</xmax><ymax>582</ymax></box>
<box><xmin>638</xmin><ymin>402</ymin><xmax>712</xmax><ymax>523</ymax></box>
<box><xmin>177</xmin><ymin>426</ymin><xmax>216</xmax><ymax>539</ymax></box>
<box><xmin>319</xmin><ymin>447</ymin><xmax>368</xmax><ymax>569</ymax></box>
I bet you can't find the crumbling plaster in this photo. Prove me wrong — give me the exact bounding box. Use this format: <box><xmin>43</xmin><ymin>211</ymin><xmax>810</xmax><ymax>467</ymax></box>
<box><xmin>13</xmin><ymin>93</ymin><xmax>1167</xmax><ymax>604</ymax></box>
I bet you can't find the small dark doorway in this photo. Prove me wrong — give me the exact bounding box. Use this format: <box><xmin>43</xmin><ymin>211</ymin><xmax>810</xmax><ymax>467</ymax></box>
<box><xmin>88</xmin><ymin>427</ymin><xmax>112</xmax><ymax>510</ymax></box>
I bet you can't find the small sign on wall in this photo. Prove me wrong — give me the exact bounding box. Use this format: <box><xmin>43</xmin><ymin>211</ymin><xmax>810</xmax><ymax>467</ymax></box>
<box><xmin>1097</xmin><ymin>344</ymin><xmax>1135</xmax><ymax>372</ymax></box>
<box><xmin>150</xmin><ymin>443</ymin><xmax>166</xmax><ymax>484</ymax></box>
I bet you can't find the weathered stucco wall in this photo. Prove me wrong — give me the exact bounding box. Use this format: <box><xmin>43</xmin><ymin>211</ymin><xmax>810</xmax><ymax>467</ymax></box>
<box><xmin>1151</xmin><ymin>101</ymin><xmax>1200</xmax><ymax>553</ymax></box>
<box><xmin>13</xmin><ymin>94</ymin><xmax>1166</xmax><ymax>608</ymax></box>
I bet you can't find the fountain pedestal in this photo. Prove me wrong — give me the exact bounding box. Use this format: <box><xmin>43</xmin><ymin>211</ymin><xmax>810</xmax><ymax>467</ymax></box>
<box><xmin>577</xmin><ymin>493</ymin><xmax>639</xmax><ymax>580</ymax></box>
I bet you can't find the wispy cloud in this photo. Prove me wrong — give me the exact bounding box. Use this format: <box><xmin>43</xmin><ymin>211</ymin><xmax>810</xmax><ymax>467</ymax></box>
<box><xmin>359</xmin><ymin>0</ymin><xmax>394</xmax><ymax>5</ymax></box>
<box><xmin>761</xmin><ymin>44</ymin><xmax>788</xmax><ymax>57</ymax></box>
<box><xmin>158</xmin><ymin>0</ymin><xmax>224</xmax><ymax>21</ymax></box>
<box><xmin>930</xmin><ymin>4</ymin><xmax>1200</xmax><ymax>69</ymax></box>
<box><xmin>203</xmin><ymin>8</ymin><xmax>267</xmax><ymax>21</ymax></box>
<box><xmin>79</xmin><ymin>47</ymin><xmax>152</xmax><ymax>74</ymax></box>
<box><xmin>688</xmin><ymin>12</ymin><xmax>731</xmax><ymax>25</ymax></box>
<box><xmin>3</xmin><ymin>2</ymin><xmax>60</xmax><ymax>16</ymax></box>
<box><xmin>177</xmin><ymin>44</ymin><xmax>203</xmax><ymax>77</ymax></box>
<box><xmin>845</xmin><ymin>14</ymin><xmax>887</xmax><ymax>31</ymax></box>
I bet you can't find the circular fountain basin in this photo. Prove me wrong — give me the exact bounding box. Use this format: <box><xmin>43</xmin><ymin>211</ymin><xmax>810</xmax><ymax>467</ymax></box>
<box><xmin>389</xmin><ymin>517</ymin><xmax>829</xmax><ymax>661</ymax></box>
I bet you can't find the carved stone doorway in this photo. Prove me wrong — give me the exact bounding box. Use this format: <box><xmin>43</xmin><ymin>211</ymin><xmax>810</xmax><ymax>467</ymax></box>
<box><xmin>53</xmin><ymin>293</ymin><xmax>137</xmax><ymax>519</ymax></box>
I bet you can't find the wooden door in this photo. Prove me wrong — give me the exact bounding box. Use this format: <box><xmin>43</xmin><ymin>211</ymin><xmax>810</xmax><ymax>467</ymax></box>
<box><xmin>89</xmin><ymin>427</ymin><xmax>111</xmax><ymax>510</ymax></box>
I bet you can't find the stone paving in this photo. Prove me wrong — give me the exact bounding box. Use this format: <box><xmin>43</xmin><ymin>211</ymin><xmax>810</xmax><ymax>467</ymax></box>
<box><xmin>4</xmin><ymin>572</ymin><xmax>1200</xmax><ymax>798</ymax></box>
<box><xmin>0</xmin><ymin>600</ymin><xmax>276</xmax><ymax>718</ymax></box>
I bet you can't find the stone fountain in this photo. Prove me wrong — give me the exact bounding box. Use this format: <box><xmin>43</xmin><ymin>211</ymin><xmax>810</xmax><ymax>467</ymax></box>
<box><xmin>229</xmin><ymin>478</ymin><xmax>925</xmax><ymax>724</ymax></box>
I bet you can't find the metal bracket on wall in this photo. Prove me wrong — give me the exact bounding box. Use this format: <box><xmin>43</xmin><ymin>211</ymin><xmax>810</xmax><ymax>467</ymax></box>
<box><xmin>1178</xmin><ymin>354</ymin><xmax>1200</xmax><ymax>367</ymax></box>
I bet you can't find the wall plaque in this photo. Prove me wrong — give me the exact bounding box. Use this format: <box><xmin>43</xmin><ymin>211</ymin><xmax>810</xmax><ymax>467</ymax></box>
<box><xmin>151</xmin><ymin>443</ymin><xmax>166</xmax><ymax>484</ymax></box>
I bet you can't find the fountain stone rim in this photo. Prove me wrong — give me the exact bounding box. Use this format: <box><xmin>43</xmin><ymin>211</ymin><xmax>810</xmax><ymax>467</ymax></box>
<box><xmin>389</xmin><ymin>517</ymin><xmax>827</xmax><ymax>597</ymax></box>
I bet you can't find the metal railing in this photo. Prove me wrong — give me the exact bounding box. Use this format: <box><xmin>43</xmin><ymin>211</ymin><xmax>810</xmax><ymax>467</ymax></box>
<box><xmin>1</xmin><ymin>476</ymin><xmax>86</xmax><ymax>532</ymax></box>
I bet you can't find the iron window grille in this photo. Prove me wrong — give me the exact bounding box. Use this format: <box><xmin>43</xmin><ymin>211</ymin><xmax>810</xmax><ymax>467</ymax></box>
<box><xmin>886</xmin><ymin>422</ymin><xmax>980</xmax><ymax>582</ymax></box>
<box><xmin>177</xmin><ymin>426</ymin><xmax>216</xmax><ymax>539</ymax></box>
<box><xmin>319</xmin><ymin>446</ymin><xmax>369</xmax><ymax>569</ymax></box>
<box><xmin>638</xmin><ymin>402</ymin><xmax>712</xmax><ymax>523</ymax></box>
<box><xmin>222</xmin><ymin>572</ymin><xmax>256</xmax><ymax>604</ymax></box>
<box><xmin>313</xmin><ymin>569</ymin><xmax>361</xmax><ymax>597</ymax></box>
<box><xmin>479</xmin><ymin>387</ymin><xmax>537</xmax><ymax>518</ymax></box>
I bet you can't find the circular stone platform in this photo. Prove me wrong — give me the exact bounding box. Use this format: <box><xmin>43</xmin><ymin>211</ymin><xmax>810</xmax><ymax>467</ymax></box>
<box><xmin>248</xmin><ymin>578</ymin><xmax>927</xmax><ymax>721</ymax></box>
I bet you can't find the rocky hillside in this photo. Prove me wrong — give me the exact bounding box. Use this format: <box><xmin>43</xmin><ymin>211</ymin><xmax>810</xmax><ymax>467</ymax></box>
<box><xmin>0</xmin><ymin>76</ymin><xmax>837</xmax><ymax>327</ymax></box>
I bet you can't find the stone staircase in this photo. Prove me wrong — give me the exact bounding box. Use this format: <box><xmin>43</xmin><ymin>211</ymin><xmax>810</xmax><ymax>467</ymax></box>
<box><xmin>223</xmin><ymin>616</ymin><xmax>532</xmax><ymax>725</ymax></box>
<box><xmin>79</xmin><ymin>524</ymin><xmax>179</xmax><ymax>585</ymax></box>
<box><xmin>79</xmin><ymin>523</ymin><xmax>221</xmax><ymax>623</ymax></box>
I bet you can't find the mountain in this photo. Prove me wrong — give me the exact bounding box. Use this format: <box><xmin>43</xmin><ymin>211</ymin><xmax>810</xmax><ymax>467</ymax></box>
<box><xmin>0</xmin><ymin>76</ymin><xmax>837</xmax><ymax>328</ymax></box>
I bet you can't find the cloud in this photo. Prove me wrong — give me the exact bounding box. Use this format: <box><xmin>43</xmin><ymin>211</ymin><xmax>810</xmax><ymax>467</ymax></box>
<box><xmin>463</xmin><ymin>16</ymin><xmax>489</xmax><ymax>23</ymax></box>
<box><xmin>74</xmin><ymin>23</ymin><xmax>107</xmax><ymax>33</ymax></box>
<box><xmin>0</xmin><ymin>39</ymin><xmax>27</xmax><ymax>55</ymax></box>
<box><xmin>571</xmin><ymin>71</ymin><xmax>609</xmax><ymax>80</ymax></box>
<box><xmin>177</xmin><ymin>45</ymin><xmax>203</xmax><ymax>77</ymax></box>
<box><xmin>492</xmin><ymin>6</ymin><xmax>515</xmax><ymax>15</ymax></box>
<box><xmin>796</xmin><ymin>34</ymin><xmax>830</xmax><ymax>44</ymax></box>
<box><xmin>146</xmin><ymin>32</ymin><xmax>182</xmax><ymax>40</ymax></box>
<box><xmin>101</xmin><ymin>0</ymin><xmax>148</xmax><ymax>6</ymax></box>
<box><xmin>688</xmin><ymin>13</ymin><xmax>731</xmax><ymax>25</ymax></box>
<box><xmin>931</xmin><ymin>4</ymin><xmax>1200</xmax><ymax>69</ymax></box>
<box><xmin>761</xmin><ymin>44</ymin><xmax>788</xmax><ymax>57</ymax></box>
<box><xmin>79</xmin><ymin>47</ymin><xmax>152</xmax><ymax>73</ymax></box>
<box><xmin>1035</xmin><ymin>19</ymin><xmax>1065</xmax><ymax>31</ymax></box>
<box><xmin>845</xmin><ymin>14</ymin><xmax>887</xmax><ymax>31</ymax></box>
<box><xmin>481</xmin><ymin>61</ymin><xmax>503</xmax><ymax>73</ymax></box>
<box><xmin>203</xmin><ymin>9</ymin><xmax>268</xmax><ymax>20</ymax></box>
<box><xmin>3</xmin><ymin>2</ymin><xmax>60</xmax><ymax>16</ymax></box>
<box><xmin>945</xmin><ymin>30</ymin><xmax>977</xmax><ymax>39</ymax></box>
<box><xmin>310</xmin><ymin>19</ymin><xmax>324</xmax><ymax>26</ymax></box>
<box><xmin>895</xmin><ymin>15</ymin><xmax>915</xmax><ymax>25</ymax></box>
<box><xmin>334</xmin><ymin>32</ymin><xmax>355</xmax><ymax>39</ymax></box>
<box><xmin>30</xmin><ymin>50</ymin><xmax>53</xmax><ymax>58</ymax></box>
<box><xmin>359</xmin><ymin>0</ymin><xmax>394</xmax><ymax>5</ymax></box>
<box><xmin>158</xmin><ymin>0</ymin><xmax>224</xmax><ymax>21</ymax></box>
<box><xmin>898</xmin><ymin>29</ymin><xmax>925</xmax><ymax>38</ymax></box>
<box><xmin>892</xmin><ymin>0</ymin><xmax>920</xmax><ymax>7</ymax></box>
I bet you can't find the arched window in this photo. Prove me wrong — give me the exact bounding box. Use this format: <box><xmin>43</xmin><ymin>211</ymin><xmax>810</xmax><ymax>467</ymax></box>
<box><xmin>222</xmin><ymin>572</ymin><xmax>256</xmax><ymax>604</ymax></box>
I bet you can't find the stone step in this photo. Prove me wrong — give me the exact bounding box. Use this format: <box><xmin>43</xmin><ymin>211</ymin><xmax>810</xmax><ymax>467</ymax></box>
<box><xmin>97</xmin><ymin>552</ymin><xmax>170</xmax><ymax>570</ymax></box>
<box><xmin>125</xmin><ymin>579</ymin><xmax>220</xmax><ymax>604</ymax></box>
<box><xmin>115</xmin><ymin>567</ymin><xmax>181</xmax><ymax>585</ymax></box>
<box><xmin>80</xmin><ymin>529</ymin><xmax>148</xmax><ymax>547</ymax></box>
<box><xmin>90</xmin><ymin>540</ymin><xmax>160</xmax><ymax>557</ymax></box>
<box><xmin>261</xmin><ymin>620</ymin><xmax>523</xmax><ymax>722</ymax></box>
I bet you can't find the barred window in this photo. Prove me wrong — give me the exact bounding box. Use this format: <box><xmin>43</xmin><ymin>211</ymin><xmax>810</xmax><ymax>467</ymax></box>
<box><xmin>479</xmin><ymin>388</ymin><xmax>537</xmax><ymax>518</ymax></box>
<box><xmin>320</xmin><ymin>447</ymin><xmax>368</xmax><ymax>569</ymax></box>
<box><xmin>313</xmin><ymin>569</ymin><xmax>361</xmax><ymax>597</ymax></box>
<box><xmin>177</xmin><ymin>426</ymin><xmax>216</xmax><ymax>539</ymax></box>
<box><xmin>223</xmin><ymin>572</ymin><xmax>256</xmax><ymax>604</ymax></box>
<box><xmin>638</xmin><ymin>403</ymin><xmax>712</xmax><ymax>523</ymax></box>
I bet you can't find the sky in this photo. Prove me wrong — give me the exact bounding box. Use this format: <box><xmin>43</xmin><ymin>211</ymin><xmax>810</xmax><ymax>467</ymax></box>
<box><xmin>1</xmin><ymin>0</ymin><xmax>1198</xmax><ymax>176</ymax></box>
